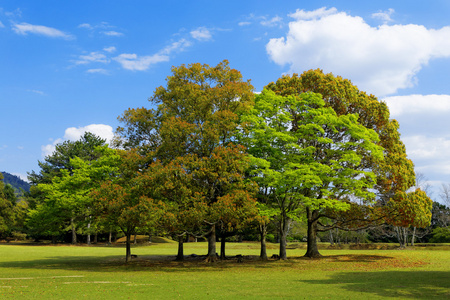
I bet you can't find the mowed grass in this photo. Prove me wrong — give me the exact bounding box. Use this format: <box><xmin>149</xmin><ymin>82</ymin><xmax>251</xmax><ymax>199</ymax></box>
<box><xmin>0</xmin><ymin>242</ymin><xmax>448</xmax><ymax>299</ymax></box>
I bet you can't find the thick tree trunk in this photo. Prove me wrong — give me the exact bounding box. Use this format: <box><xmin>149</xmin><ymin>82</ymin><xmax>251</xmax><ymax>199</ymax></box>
<box><xmin>220</xmin><ymin>236</ymin><xmax>226</xmax><ymax>260</ymax></box>
<box><xmin>259</xmin><ymin>224</ymin><xmax>268</xmax><ymax>260</ymax></box>
<box><xmin>205</xmin><ymin>224</ymin><xmax>218</xmax><ymax>262</ymax></box>
<box><xmin>176</xmin><ymin>235</ymin><xmax>184</xmax><ymax>261</ymax></box>
<box><xmin>125</xmin><ymin>232</ymin><xmax>131</xmax><ymax>263</ymax></box>
<box><xmin>71</xmin><ymin>217</ymin><xmax>77</xmax><ymax>245</ymax></box>
<box><xmin>305</xmin><ymin>208</ymin><xmax>322</xmax><ymax>258</ymax></box>
<box><xmin>279</xmin><ymin>217</ymin><xmax>290</xmax><ymax>260</ymax></box>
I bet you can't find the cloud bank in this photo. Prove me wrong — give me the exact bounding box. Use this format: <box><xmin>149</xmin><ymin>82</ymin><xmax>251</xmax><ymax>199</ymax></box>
<box><xmin>266</xmin><ymin>7</ymin><xmax>450</xmax><ymax>96</ymax></box>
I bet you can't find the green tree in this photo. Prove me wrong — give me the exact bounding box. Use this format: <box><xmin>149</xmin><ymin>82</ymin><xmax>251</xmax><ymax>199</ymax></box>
<box><xmin>240</xmin><ymin>90</ymin><xmax>383</xmax><ymax>259</ymax></box>
<box><xmin>92</xmin><ymin>150</ymin><xmax>161</xmax><ymax>263</ymax></box>
<box><xmin>0</xmin><ymin>173</ymin><xmax>16</xmax><ymax>239</ymax></box>
<box><xmin>27</xmin><ymin>132</ymin><xmax>108</xmax><ymax>243</ymax></box>
<box><xmin>115</xmin><ymin>60</ymin><xmax>257</xmax><ymax>262</ymax></box>
<box><xmin>265</xmin><ymin>70</ymin><xmax>431</xmax><ymax>257</ymax></box>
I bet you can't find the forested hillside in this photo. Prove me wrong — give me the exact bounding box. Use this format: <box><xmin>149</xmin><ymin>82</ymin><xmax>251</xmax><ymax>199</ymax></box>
<box><xmin>0</xmin><ymin>172</ymin><xmax>30</xmax><ymax>194</ymax></box>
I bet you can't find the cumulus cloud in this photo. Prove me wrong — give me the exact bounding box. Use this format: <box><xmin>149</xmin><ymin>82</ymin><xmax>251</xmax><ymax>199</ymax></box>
<box><xmin>384</xmin><ymin>94</ymin><xmax>450</xmax><ymax>117</ymax></box>
<box><xmin>190</xmin><ymin>27</ymin><xmax>212</xmax><ymax>41</ymax></box>
<box><xmin>42</xmin><ymin>124</ymin><xmax>114</xmax><ymax>157</ymax></box>
<box><xmin>266</xmin><ymin>7</ymin><xmax>450</xmax><ymax>96</ymax></box>
<box><xmin>113</xmin><ymin>53</ymin><xmax>169</xmax><ymax>71</ymax></box>
<box><xmin>12</xmin><ymin>22</ymin><xmax>74</xmax><ymax>39</ymax></box>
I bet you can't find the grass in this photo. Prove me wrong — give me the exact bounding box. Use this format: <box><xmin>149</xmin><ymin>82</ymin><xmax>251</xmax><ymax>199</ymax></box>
<box><xmin>0</xmin><ymin>242</ymin><xmax>448</xmax><ymax>299</ymax></box>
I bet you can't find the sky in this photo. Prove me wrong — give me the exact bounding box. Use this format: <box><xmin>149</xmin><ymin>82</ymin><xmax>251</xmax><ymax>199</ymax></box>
<box><xmin>1</xmin><ymin>0</ymin><xmax>450</xmax><ymax>203</ymax></box>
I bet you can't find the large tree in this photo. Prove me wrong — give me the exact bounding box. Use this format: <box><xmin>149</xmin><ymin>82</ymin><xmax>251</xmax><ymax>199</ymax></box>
<box><xmin>115</xmin><ymin>60</ymin><xmax>257</xmax><ymax>261</ymax></box>
<box><xmin>265</xmin><ymin>70</ymin><xmax>431</xmax><ymax>257</ymax></box>
<box><xmin>240</xmin><ymin>90</ymin><xmax>383</xmax><ymax>259</ymax></box>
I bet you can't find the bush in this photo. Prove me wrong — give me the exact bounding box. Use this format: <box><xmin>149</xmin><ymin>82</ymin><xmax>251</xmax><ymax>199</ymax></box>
<box><xmin>429</xmin><ymin>227</ymin><xmax>450</xmax><ymax>243</ymax></box>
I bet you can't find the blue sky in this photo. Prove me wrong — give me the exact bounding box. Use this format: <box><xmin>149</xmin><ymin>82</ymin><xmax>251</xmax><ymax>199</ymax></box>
<box><xmin>1</xmin><ymin>1</ymin><xmax>450</xmax><ymax>203</ymax></box>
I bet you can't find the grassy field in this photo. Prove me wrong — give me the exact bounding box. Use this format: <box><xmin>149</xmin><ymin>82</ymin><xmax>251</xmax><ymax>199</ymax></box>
<box><xmin>0</xmin><ymin>241</ymin><xmax>448</xmax><ymax>299</ymax></box>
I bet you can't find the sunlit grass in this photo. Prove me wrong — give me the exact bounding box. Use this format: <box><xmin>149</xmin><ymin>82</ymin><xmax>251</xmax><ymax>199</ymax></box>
<box><xmin>0</xmin><ymin>242</ymin><xmax>448</xmax><ymax>299</ymax></box>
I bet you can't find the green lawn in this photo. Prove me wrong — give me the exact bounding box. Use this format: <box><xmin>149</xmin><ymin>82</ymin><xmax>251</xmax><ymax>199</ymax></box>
<box><xmin>0</xmin><ymin>242</ymin><xmax>448</xmax><ymax>299</ymax></box>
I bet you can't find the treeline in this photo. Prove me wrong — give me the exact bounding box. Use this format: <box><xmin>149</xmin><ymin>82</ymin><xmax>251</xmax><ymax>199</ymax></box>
<box><xmin>4</xmin><ymin>61</ymin><xmax>444</xmax><ymax>263</ymax></box>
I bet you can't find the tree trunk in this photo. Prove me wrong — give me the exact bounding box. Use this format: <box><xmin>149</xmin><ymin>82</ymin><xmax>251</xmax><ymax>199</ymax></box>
<box><xmin>305</xmin><ymin>208</ymin><xmax>322</xmax><ymax>258</ymax></box>
<box><xmin>125</xmin><ymin>232</ymin><xmax>131</xmax><ymax>263</ymax></box>
<box><xmin>279</xmin><ymin>216</ymin><xmax>290</xmax><ymax>260</ymax></box>
<box><xmin>220</xmin><ymin>236</ymin><xmax>226</xmax><ymax>260</ymax></box>
<box><xmin>395</xmin><ymin>226</ymin><xmax>406</xmax><ymax>248</ymax></box>
<box><xmin>71</xmin><ymin>217</ymin><xmax>77</xmax><ymax>245</ymax></box>
<box><xmin>108</xmin><ymin>230</ymin><xmax>112</xmax><ymax>245</ymax></box>
<box><xmin>411</xmin><ymin>227</ymin><xmax>416</xmax><ymax>246</ymax></box>
<box><xmin>52</xmin><ymin>235</ymin><xmax>57</xmax><ymax>244</ymax></box>
<box><xmin>134</xmin><ymin>233</ymin><xmax>137</xmax><ymax>244</ymax></box>
<box><xmin>87</xmin><ymin>220</ymin><xmax>91</xmax><ymax>245</ymax></box>
<box><xmin>329</xmin><ymin>229</ymin><xmax>334</xmax><ymax>246</ymax></box>
<box><xmin>205</xmin><ymin>224</ymin><xmax>218</xmax><ymax>262</ymax></box>
<box><xmin>94</xmin><ymin>232</ymin><xmax>98</xmax><ymax>244</ymax></box>
<box><xmin>259</xmin><ymin>224</ymin><xmax>268</xmax><ymax>260</ymax></box>
<box><xmin>176</xmin><ymin>235</ymin><xmax>184</xmax><ymax>261</ymax></box>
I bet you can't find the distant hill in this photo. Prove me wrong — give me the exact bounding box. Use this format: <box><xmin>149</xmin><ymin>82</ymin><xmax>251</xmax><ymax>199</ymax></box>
<box><xmin>1</xmin><ymin>171</ymin><xmax>30</xmax><ymax>194</ymax></box>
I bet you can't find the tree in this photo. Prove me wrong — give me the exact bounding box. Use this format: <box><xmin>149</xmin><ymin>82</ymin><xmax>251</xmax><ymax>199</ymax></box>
<box><xmin>27</xmin><ymin>132</ymin><xmax>108</xmax><ymax>243</ymax></box>
<box><xmin>265</xmin><ymin>70</ymin><xmax>431</xmax><ymax>257</ymax></box>
<box><xmin>115</xmin><ymin>60</ymin><xmax>257</xmax><ymax>262</ymax></box>
<box><xmin>240</xmin><ymin>90</ymin><xmax>383</xmax><ymax>259</ymax></box>
<box><xmin>440</xmin><ymin>183</ymin><xmax>450</xmax><ymax>208</ymax></box>
<box><xmin>92</xmin><ymin>150</ymin><xmax>162</xmax><ymax>263</ymax></box>
<box><xmin>0</xmin><ymin>173</ymin><xmax>16</xmax><ymax>239</ymax></box>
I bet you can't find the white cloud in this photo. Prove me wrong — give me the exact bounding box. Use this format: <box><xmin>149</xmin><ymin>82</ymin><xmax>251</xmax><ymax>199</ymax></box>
<box><xmin>383</xmin><ymin>94</ymin><xmax>450</xmax><ymax>117</ymax></box>
<box><xmin>42</xmin><ymin>124</ymin><xmax>114</xmax><ymax>157</ymax></box>
<box><xmin>260</xmin><ymin>16</ymin><xmax>283</xmax><ymax>27</ymax></box>
<box><xmin>160</xmin><ymin>39</ymin><xmax>192</xmax><ymax>55</ymax></box>
<box><xmin>371</xmin><ymin>8</ymin><xmax>395</xmax><ymax>24</ymax></box>
<box><xmin>86</xmin><ymin>68</ymin><xmax>110</xmax><ymax>75</ymax></box>
<box><xmin>266</xmin><ymin>7</ymin><xmax>450</xmax><ymax>96</ymax></box>
<box><xmin>75</xmin><ymin>52</ymin><xmax>109</xmax><ymax>65</ymax></box>
<box><xmin>27</xmin><ymin>89</ymin><xmax>46</xmax><ymax>96</ymax></box>
<box><xmin>12</xmin><ymin>22</ymin><xmax>74</xmax><ymax>40</ymax></box>
<box><xmin>78</xmin><ymin>23</ymin><xmax>93</xmax><ymax>30</ymax></box>
<box><xmin>103</xmin><ymin>46</ymin><xmax>116</xmax><ymax>53</ymax></box>
<box><xmin>113</xmin><ymin>53</ymin><xmax>169</xmax><ymax>71</ymax></box>
<box><xmin>403</xmin><ymin>135</ymin><xmax>450</xmax><ymax>161</ymax></box>
<box><xmin>102</xmin><ymin>30</ymin><xmax>123</xmax><ymax>37</ymax></box>
<box><xmin>0</xmin><ymin>21</ymin><xmax>4</xmax><ymax>28</ymax></box>
<box><xmin>289</xmin><ymin>7</ymin><xmax>337</xmax><ymax>20</ymax></box>
<box><xmin>190</xmin><ymin>27</ymin><xmax>212</xmax><ymax>41</ymax></box>
<box><xmin>238</xmin><ymin>21</ymin><xmax>251</xmax><ymax>26</ymax></box>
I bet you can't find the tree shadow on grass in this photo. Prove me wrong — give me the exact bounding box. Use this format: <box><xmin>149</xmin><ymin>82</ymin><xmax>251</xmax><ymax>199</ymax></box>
<box><xmin>301</xmin><ymin>270</ymin><xmax>450</xmax><ymax>299</ymax></box>
<box><xmin>0</xmin><ymin>253</ymin><xmax>399</xmax><ymax>274</ymax></box>
<box><xmin>0</xmin><ymin>254</ymin><xmax>286</xmax><ymax>273</ymax></box>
